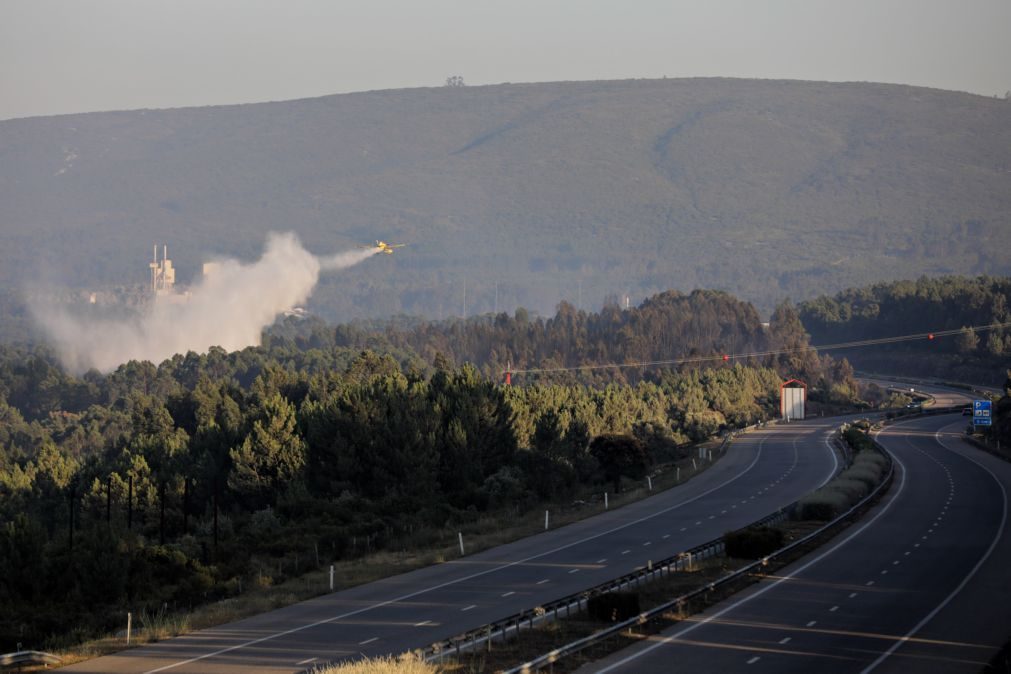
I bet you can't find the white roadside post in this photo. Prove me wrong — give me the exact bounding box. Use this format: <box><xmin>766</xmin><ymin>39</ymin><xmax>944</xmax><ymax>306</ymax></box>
<box><xmin>126</xmin><ymin>612</ymin><xmax>132</xmax><ymax>645</ymax></box>
<box><xmin>458</xmin><ymin>532</ymin><xmax>465</xmax><ymax>556</ymax></box>
<box><xmin>604</xmin><ymin>492</ymin><xmax>609</xmax><ymax>509</ymax></box>
<box><xmin>329</xmin><ymin>564</ymin><xmax>334</xmax><ymax>591</ymax></box>
<box><xmin>677</xmin><ymin>466</ymin><xmax>681</xmax><ymax>482</ymax></box>
<box><xmin>647</xmin><ymin>476</ymin><xmax>653</xmax><ymax>491</ymax></box>
<box><xmin>544</xmin><ymin>510</ymin><xmax>549</xmax><ymax>530</ymax></box>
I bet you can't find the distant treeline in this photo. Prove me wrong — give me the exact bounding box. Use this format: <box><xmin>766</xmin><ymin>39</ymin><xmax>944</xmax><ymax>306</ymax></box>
<box><xmin>0</xmin><ymin>287</ymin><xmax>859</xmax><ymax>650</ymax></box>
<box><xmin>799</xmin><ymin>276</ymin><xmax>1011</xmax><ymax>383</ymax></box>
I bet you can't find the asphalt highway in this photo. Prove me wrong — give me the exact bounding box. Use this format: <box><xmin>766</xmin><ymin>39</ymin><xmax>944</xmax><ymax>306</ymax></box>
<box><xmin>66</xmin><ymin>418</ymin><xmax>843</xmax><ymax>673</ymax></box>
<box><xmin>584</xmin><ymin>410</ymin><xmax>1010</xmax><ymax>673</ymax></box>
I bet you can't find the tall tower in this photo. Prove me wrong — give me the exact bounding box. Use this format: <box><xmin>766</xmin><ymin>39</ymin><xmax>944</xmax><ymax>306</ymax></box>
<box><xmin>149</xmin><ymin>245</ymin><xmax>176</xmax><ymax>295</ymax></box>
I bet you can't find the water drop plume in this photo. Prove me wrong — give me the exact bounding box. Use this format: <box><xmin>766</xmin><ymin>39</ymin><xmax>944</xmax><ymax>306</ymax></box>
<box><xmin>35</xmin><ymin>232</ymin><xmax>379</xmax><ymax>373</ymax></box>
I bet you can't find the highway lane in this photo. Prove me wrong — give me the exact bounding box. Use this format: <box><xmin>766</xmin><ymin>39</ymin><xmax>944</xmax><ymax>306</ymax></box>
<box><xmin>584</xmin><ymin>411</ymin><xmax>1009</xmax><ymax>674</ymax></box>
<box><xmin>66</xmin><ymin>419</ymin><xmax>842</xmax><ymax>674</ymax></box>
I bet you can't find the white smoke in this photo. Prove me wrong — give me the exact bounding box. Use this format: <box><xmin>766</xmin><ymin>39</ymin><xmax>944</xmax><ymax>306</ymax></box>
<box><xmin>35</xmin><ymin>232</ymin><xmax>380</xmax><ymax>373</ymax></box>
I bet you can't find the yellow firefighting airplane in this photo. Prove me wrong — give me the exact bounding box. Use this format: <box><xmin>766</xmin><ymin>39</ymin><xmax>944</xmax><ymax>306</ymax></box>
<box><xmin>363</xmin><ymin>240</ymin><xmax>406</xmax><ymax>254</ymax></box>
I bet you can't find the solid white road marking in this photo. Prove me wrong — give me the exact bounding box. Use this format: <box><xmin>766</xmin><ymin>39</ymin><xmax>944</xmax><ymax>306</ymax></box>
<box><xmin>862</xmin><ymin>423</ymin><xmax>1009</xmax><ymax>673</ymax></box>
<box><xmin>592</xmin><ymin>447</ymin><xmax>904</xmax><ymax>674</ymax></box>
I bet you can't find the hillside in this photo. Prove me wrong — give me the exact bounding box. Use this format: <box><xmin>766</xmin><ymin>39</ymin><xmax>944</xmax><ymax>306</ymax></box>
<box><xmin>1</xmin><ymin>77</ymin><xmax>1009</xmax><ymax>342</ymax></box>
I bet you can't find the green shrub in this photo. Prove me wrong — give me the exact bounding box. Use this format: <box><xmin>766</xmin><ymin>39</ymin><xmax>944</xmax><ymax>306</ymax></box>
<box><xmin>826</xmin><ymin>478</ymin><xmax>869</xmax><ymax>501</ymax></box>
<box><xmin>796</xmin><ymin>490</ymin><xmax>849</xmax><ymax>520</ymax></box>
<box><xmin>839</xmin><ymin>465</ymin><xmax>881</xmax><ymax>490</ymax></box>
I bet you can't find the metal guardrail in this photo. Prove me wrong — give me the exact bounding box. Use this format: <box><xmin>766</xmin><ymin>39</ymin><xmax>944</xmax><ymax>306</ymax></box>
<box><xmin>421</xmin><ymin>421</ymin><xmax>790</xmax><ymax>663</ymax></box>
<box><xmin>0</xmin><ymin>649</ymin><xmax>62</xmax><ymax>667</ymax></box>
<box><xmin>501</xmin><ymin>433</ymin><xmax>898</xmax><ymax>674</ymax></box>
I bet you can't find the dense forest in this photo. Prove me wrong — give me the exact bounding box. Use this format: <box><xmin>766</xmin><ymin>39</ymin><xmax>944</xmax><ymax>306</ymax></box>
<box><xmin>799</xmin><ymin>276</ymin><xmax>1011</xmax><ymax>384</ymax></box>
<box><xmin>0</xmin><ymin>288</ymin><xmax>860</xmax><ymax>651</ymax></box>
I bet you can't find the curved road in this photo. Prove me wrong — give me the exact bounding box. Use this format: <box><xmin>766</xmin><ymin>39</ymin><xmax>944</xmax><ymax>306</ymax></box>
<box><xmin>67</xmin><ymin>418</ymin><xmax>844</xmax><ymax>673</ymax></box>
<box><xmin>585</xmin><ymin>409</ymin><xmax>1010</xmax><ymax>673</ymax></box>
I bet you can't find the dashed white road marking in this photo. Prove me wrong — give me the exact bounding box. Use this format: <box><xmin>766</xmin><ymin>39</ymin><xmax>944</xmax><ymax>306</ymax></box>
<box><xmin>414</xmin><ymin>620</ymin><xmax>432</xmax><ymax>627</ymax></box>
<box><xmin>597</xmin><ymin>558</ymin><xmax>607</xmax><ymax>563</ymax></box>
<box><xmin>568</xmin><ymin>568</ymin><xmax>580</xmax><ymax>574</ymax></box>
<box><xmin>622</xmin><ymin>549</ymin><xmax>631</xmax><ymax>555</ymax></box>
<box><xmin>829</xmin><ymin>605</ymin><xmax>839</xmax><ymax>612</ymax></box>
<box><xmin>865</xmin><ymin>581</ymin><xmax>875</xmax><ymax>586</ymax></box>
<box><xmin>296</xmin><ymin>657</ymin><xmax>318</xmax><ymax>665</ymax></box>
<box><xmin>849</xmin><ymin>592</ymin><xmax>858</xmax><ymax>599</ymax></box>
<box><xmin>747</xmin><ymin>656</ymin><xmax>761</xmax><ymax>664</ymax></box>
<box><xmin>461</xmin><ymin>605</ymin><xmax>476</xmax><ymax>611</ymax></box>
<box><xmin>537</xmin><ymin>579</ymin><xmax>549</xmax><ymax>585</ymax></box>
<box><xmin>643</xmin><ymin>541</ymin><xmax>652</xmax><ymax>547</ymax></box>
<box><xmin>779</xmin><ymin>637</ymin><xmax>791</xmax><ymax>644</ymax></box>
<box><xmin>502</xmin><ymin>591</ymin><xmax>515</xmax><ymax>597</ymax></box>
<box><xmin>662</xmin><ymin>534</ymin><xmax>670</xmax><ymax>539</ymax></box>
<box><xmin>359</xmin><ymin>637</ymin><xmax>378</xmax><ymax>645</ymax></box>
<box><xmin>807</xmin><ymin>620</ymin><xmax>817</xmax><ymax>627</ymax></box>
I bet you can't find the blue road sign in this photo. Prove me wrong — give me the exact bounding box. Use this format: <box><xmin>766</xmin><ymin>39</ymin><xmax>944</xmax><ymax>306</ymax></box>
<box><xmin>973</xmin><ymin>399</ymin><xmax>992</xmax><ymax>426</ymax></box>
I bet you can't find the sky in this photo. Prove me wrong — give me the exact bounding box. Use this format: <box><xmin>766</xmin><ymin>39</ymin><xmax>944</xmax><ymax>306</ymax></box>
<box><xmin>1</xmin><ymin>0</ymin><xmax>1009</xmax><ymax>121</ymax></box>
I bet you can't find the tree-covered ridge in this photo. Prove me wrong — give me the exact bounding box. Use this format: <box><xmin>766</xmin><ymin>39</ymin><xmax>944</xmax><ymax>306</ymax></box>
<box><xmin>0</xmin><ymin>288</ymin><xmax>854</xmax><ymax>651</ymax></box>
<box><xmin>798</xmin><ymin>276</ymin><xmax>1011</xmax><ymax>382</ymax></box>
<box><xmin>336</xmin><ymin>289</ymin><xmax>831</xmax><ymax>384</ymax></box>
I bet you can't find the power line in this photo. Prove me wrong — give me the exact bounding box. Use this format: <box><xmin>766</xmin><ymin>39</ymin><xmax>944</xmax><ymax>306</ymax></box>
<box><xmin>505</xmin><ymin>321</ymin><xmax>1011</xmax><ymax>376</ymax></box>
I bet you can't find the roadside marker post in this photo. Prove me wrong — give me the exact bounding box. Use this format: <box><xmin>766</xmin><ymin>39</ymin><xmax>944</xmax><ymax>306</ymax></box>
<box><xmin>329</xmin><ymin>565</ymin><xmax>334</xmax><ymax>591</ymax></box>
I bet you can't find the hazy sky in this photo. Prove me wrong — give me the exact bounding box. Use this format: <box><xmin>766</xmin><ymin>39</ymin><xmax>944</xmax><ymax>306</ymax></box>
<box><xmin>2</xmin><ymin>0</ymin><xmax>1009</xmax><ymax>120</ymax></box>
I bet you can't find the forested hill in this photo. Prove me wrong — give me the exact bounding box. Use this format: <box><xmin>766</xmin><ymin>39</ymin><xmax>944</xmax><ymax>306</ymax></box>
<box><xmin>2</xmin><ymin>78</ymin><xmax>1010</xmax><ymax>342</ymax></box>
<box><xmin>798</xmin><ymin>275</ymin><xmax>1011</xmax><ymax>384</ymax></box>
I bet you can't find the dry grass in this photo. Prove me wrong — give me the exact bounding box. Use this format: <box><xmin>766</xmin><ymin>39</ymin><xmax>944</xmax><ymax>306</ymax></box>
<box><xmin>312</xmin><ymin>653</ymin><xmax>441</xmax><ymax>674</ymax></box>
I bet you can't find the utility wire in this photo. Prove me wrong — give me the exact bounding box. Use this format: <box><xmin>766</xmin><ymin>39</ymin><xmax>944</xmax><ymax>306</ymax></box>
<box><xmin>505</xmin><ymin>321</ymin><xmax>1011</xmax><ymax>376</ymax></box>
